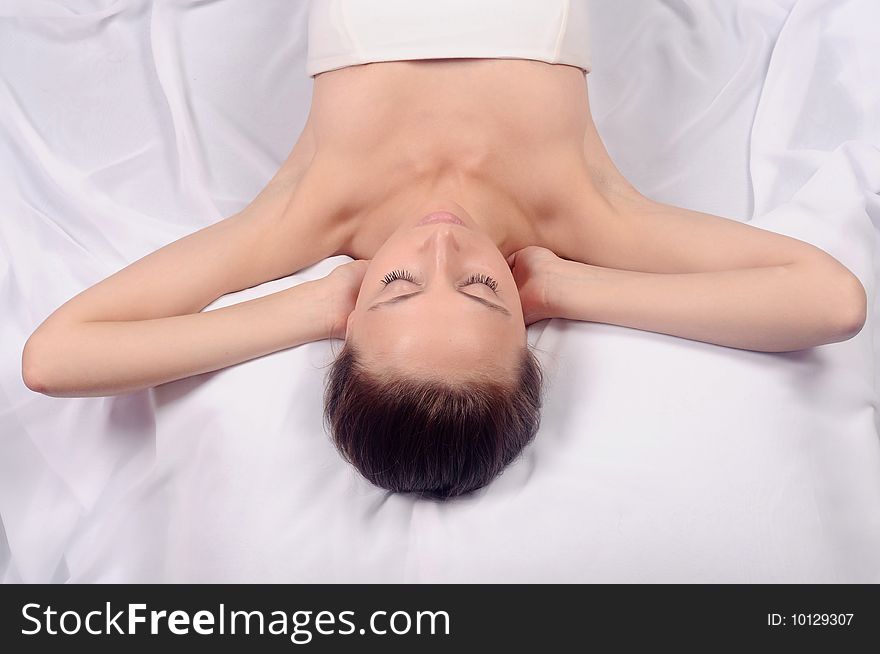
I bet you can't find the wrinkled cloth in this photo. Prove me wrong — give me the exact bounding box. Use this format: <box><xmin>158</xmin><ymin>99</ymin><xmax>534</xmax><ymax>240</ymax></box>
<box><xmin>0</xmin><ymin>0</ymin><xmax>877</xmax><ymax>583</ymax></box>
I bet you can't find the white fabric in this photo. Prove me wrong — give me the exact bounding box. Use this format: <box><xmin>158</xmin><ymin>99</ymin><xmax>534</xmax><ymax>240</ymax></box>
<box><xmin>1</xmin><ymin>0</ymin><xmax>878</xmax><ymax>583</ymax></box>
<box><xmin>306</xmin><ymin>0</ymin><xmax>592</xmax><ymax>77</ymax></box>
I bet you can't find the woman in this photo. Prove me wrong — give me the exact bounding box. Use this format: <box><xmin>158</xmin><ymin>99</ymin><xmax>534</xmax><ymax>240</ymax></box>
<box><xmin>22</xmin><ymin>1</ymin><xmax>867</xmax><ymax>499</ymax></box>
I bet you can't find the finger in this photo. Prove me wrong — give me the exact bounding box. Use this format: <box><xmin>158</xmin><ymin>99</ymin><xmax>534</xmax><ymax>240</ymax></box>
<box><xmin>506</xmin><ymin>252</ymin><xmax>516</xmax><ymax>268</ymax></box>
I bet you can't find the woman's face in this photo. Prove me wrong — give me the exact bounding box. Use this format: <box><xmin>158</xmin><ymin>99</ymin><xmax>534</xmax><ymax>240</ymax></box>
<box><xmin>345</xmin><ymin>210</ymin><xmax>527</xmax><ymax>381</ymax></box>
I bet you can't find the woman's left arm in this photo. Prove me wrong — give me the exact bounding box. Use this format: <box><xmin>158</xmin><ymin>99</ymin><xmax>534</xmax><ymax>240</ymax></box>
<box><xmin>22</xmin><ymin>260</ymin><xmax>366</xmax><ymax>398</ymax></box>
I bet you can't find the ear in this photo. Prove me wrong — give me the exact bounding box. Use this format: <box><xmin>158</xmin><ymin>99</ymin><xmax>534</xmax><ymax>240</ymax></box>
<box><xmin>344</xmin><ymin>311</ymin><xmax>356</xmax><ymax>341</ymax></box>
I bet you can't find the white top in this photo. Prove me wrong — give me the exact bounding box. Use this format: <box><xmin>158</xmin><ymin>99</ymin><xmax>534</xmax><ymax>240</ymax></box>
<box><xmin>306</xmin><ymin>0</ymin><xmax>592</xmax><ymax>77</ymax></box>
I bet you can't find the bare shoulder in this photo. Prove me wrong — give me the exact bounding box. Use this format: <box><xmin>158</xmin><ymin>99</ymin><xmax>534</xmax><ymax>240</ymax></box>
<box><xmin>237</xmin><ymin>120</ymin><xmax>348</xmax><ymax>274</ymax></box>
<box><xmin>552</xmin><ymin>82</ymin><xmax>846</xmax><ymax>275</ymax></box>
<box><xmin>537</xmin><ymin>107</ymin><xmax>651</xmax><ymax>267</ymax></box>
<box><xmin>561</xmin><ymin>175</ymin><xmax>852</xmax><ymax>277</ymax></box>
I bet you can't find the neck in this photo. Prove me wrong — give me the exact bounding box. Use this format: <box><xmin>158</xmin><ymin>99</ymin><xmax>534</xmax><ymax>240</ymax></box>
<box><xmin>338</xmin><ymin>169</ymin><xmax>529</xmax><ymax>259</ymax></box>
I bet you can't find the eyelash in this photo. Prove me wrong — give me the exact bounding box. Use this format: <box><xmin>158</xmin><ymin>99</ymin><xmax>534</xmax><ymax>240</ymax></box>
<box><xmin>380</xmin><ymin>269</ymin><xmax>498</xmax><ymax>292</ymax></box>
<box><xmin>380</xmin><ymin>269</ymin><xmax>417</xmax><ymax>285</ymax></box>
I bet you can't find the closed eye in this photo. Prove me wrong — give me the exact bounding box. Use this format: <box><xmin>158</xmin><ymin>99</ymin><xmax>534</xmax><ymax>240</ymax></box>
<box><xmin>368</xmin><ymin>289</ymin><xmax>511</xmax><ymax>316</ymax></box>
<box><xmin>380</xmin><ymin>269</ymin><xmax>418</xmax><ymax>286</ymax></box>
<box><xmin>380</xmin><ymin>269</ymin><xmax>499</xmax><ymax>293</ymax></box>
<box><xmin>461</xmin><ymin>273</ymin><xmax>499</xmax><ymax>293</ymax></box>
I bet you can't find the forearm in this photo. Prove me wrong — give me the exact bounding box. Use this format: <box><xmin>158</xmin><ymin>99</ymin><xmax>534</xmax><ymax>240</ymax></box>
<box><xmin>551</xmin><ymin>260</ymin><xmax>867</xmax><ymax>352</ymax></box>
<box><xmin>22</xmin><ymin>281</ymin><xmax>329</xmax><ymax>398</ymax></box>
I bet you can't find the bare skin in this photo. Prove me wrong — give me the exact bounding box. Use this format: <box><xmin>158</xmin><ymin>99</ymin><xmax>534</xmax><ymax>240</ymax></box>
<box><xmin>22</xmin><ymin>59</ymin><xmax>868</xmax><ymax>397</ymax></box>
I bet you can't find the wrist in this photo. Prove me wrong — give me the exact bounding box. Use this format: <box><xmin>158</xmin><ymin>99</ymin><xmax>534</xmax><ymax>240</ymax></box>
<box><xmin>545</xmin><ymin>258</ymin><xmax>579</xmax><ymax>320</ymax></box>
<box><xmin>549</xmin><ymin>259</ymin><xmax>617</xmax><ymax>322</ymax></box>
<box><xmin>286</xmin><ymin>280</ymin><xmax>337</xmax><ymax>343</ymax></box>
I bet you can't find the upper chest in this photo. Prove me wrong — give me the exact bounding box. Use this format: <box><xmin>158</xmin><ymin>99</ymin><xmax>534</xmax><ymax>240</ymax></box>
<box><xmin>275</xmin><ymin>60</ymin><xmax>630</xmax><ymax>263</ymax></box>
<box><xmin>308</xmin><ymin>58</ymin><xmax>591</xmax><ymax>152</ymax></box>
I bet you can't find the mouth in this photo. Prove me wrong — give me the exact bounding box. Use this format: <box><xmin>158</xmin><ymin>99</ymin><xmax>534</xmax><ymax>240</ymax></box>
<box><xmin>417</xmin><ymin>211</ymin><xmax>466</xmax><ymax>226</ymax></box>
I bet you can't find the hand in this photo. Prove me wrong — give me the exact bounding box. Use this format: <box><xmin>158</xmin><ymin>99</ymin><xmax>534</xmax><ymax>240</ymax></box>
<box><xmin>506</xmin><ymin>246</ymin><xmax>563</xmax><ymax>325</ymax></box>
<box><xmin>315</xmin><ymin>259</ymin><xmax>370</xmax><ymax>339</ymax></box>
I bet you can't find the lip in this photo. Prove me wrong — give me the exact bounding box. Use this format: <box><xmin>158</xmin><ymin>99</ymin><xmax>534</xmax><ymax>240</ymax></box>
<box><xmin>417</xmin><ymin>211</ymin><xmax>466</xmax><ymax>226</ymax></box>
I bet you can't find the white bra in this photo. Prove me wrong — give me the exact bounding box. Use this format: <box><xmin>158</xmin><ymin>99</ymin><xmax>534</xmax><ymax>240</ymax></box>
<box><xmin>306</xmin><ymin>0</ymin><xmax>592</xmax><ymax>77</ymax></box>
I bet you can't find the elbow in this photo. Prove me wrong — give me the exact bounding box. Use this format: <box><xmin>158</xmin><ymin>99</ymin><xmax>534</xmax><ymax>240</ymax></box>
<box><xmin>826</xmin><ymin>271</ymin><xmax>868</xmax><ymax>342</ymax></box>
<box><xmin>22</xmin><ymin>334</ymin><xmax>54</xmax><ymax>395</ymax></box>
<box><xmin>21</xmin><ymin>332</ymin><xmax>71</xmax><ymax>397</ymax></box>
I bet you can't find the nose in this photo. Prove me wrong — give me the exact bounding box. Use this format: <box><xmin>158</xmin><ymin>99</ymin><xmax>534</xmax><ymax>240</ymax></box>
<box><xmin>419</xmin><ymin>224</ymin><xmax>461</xmax><ymax>257</ymax></box>
<box><xmin>416</xmin><ymin>225</ymin><xmax>461</xmax><ymax>278</ymax></box>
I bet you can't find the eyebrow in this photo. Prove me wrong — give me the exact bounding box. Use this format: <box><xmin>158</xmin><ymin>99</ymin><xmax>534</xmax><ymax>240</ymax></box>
<box><xmin>368</xmin><ymin>290</ymin><xmax>512</xmax><ymax>316</ymax></box>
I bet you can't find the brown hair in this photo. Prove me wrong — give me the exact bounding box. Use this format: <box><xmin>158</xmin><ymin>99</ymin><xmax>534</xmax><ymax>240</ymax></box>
<box><xmin>323</xmin><ymin>343</ymin><xmax>544</xmax><ymax>500</ymax></box>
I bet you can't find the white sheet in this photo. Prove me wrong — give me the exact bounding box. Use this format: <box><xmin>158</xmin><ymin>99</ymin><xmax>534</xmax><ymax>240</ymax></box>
<box><xmin>1</xmin><ymin>0</ymin><xmax>878</xmax><ymax>583</ymax></box>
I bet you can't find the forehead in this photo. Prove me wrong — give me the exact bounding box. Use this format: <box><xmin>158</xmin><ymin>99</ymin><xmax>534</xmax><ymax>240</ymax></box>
<box><xmin>357</xmin><ymin>291</ymin><xmax>523</xmax><ymax>336</ymax></box>
<box><xmin>352</xmin><ymin>317</ymin><xmax>523</xmax><ymax>377</ymax></box>
<box><xmin>369</xmin><ymin>317</ymin><xmax>516</xmax><ymax>350</ymax></box>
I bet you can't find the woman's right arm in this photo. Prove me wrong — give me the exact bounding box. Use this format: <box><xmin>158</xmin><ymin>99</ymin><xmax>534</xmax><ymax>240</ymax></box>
<box><xmin>508</xmin><ymin>246</ymin><xmax>866</xmax><ymax>352</ymax></box>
